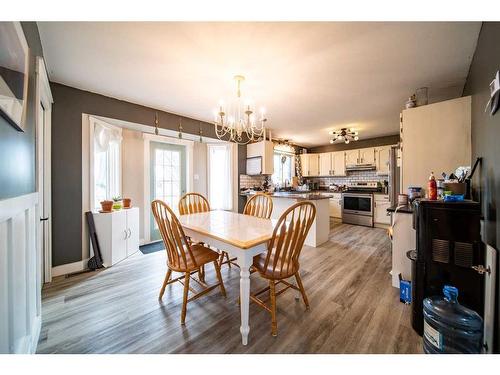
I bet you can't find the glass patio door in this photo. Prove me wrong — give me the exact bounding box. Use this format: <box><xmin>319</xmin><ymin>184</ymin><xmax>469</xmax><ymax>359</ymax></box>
<box><xmin>150</xmin><ymin>141</ymin><xmax>186</xmax><ymax>241</ymax></box>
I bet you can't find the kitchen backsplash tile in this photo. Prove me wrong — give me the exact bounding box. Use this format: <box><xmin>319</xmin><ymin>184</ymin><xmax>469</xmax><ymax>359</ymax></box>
<box><xmin>305</xmin><ymin>170</ymin><xmax>389</xmax><ymax>188</ymax></box>
<box><xmin>240</xmin><ymin>174</ymin><xmax>267</xmax><ymax>189</ymax></box>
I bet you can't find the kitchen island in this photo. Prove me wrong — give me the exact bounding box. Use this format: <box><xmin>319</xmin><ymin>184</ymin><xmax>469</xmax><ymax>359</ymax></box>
<box><xmin>241</xmin><ymin>191</ymin><xmax>331</xmax><ymax>247</ymax></box>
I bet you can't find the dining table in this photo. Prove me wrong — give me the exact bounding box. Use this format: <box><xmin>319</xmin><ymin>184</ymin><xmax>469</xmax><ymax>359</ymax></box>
<box><xmin>178</xmin><ymin>209</ymin><xmax>275</xmax><ymax>345</ymax></box>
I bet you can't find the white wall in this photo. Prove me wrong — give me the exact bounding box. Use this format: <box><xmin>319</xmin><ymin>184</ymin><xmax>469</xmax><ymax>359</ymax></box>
<box><xmin>0</xmin><ymin>193</ymin><xmax>41</xmax><ymax>353</ymax></box>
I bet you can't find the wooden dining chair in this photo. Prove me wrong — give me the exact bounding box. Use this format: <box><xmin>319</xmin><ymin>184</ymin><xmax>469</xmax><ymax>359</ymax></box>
<box><xmin>178</xmin><ymin>193</ymin><xmax>211</xmax><ymax>281</ymax></box>
<box><xmin>243</xmin><ymin>193</ymin><xmax>274</xmax><ymax>219</ymax></box>
<box><xmin>250</xmin><ymin>201</ymin><xmax>316</xmax><ymax>336</ymax></box>
<box><xmin>220</xmin><ymin>193</ymin><xmax>274</xmax><ymax>269</ymax></box>
<box><xmin>152</xmin><ymin>199</ymin><xmax>226</xmax><ymax>325</ymax></box>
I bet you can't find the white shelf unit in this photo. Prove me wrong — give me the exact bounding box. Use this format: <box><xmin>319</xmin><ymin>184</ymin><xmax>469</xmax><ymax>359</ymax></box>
<box><xmin>92</xmin><ymin>207</ymin><xmax>140</xmax><ymax>267</ymax></box>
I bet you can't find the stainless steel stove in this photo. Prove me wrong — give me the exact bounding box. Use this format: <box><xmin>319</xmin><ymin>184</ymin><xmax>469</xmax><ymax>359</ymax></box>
<box><xmin>342</xmin><ymin>182</ymin><xmax>380</xmax><ymax>227</ymax></box>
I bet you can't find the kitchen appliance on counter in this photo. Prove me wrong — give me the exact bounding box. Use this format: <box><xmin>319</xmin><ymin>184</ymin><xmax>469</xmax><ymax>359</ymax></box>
<box><xmin>341</xmin><ymin>181</ymin><xmax>381</xmax><ymax>227</ymax></box>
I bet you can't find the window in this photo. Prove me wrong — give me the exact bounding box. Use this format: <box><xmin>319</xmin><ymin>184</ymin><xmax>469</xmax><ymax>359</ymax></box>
<box><xmin>272</xmin><ymin>152</ymin><xmax>294</xmax><ymax>186</ymax></box>
<box><xmin>208</xmin><ymin>143</ymin><xmax>233</xmax><ymax>210</ymax></box>
<box><xmin>92</xmin><ymin>119</ymin><xmax>122</xmax><ymax>210</ymax></box>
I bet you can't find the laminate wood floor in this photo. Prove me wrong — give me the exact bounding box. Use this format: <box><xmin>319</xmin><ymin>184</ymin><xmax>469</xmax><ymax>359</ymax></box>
<box><xmin>37</xmin><ymin>222</ymin><xmax>423</xmax><ymax>354</ymax></box>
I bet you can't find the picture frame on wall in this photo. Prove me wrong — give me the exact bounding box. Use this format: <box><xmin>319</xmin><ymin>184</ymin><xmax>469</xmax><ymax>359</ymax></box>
<box><xmin>0</xmin><ymin>21</ymin><xmax>29</xmax><ymax>132</ymax></box>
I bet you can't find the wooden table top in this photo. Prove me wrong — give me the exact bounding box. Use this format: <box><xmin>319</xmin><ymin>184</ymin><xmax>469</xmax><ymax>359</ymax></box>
<box><xmin>178</xmin><ymin>210</ymin><xmax>275</xmax><ymax>249</ymax></box>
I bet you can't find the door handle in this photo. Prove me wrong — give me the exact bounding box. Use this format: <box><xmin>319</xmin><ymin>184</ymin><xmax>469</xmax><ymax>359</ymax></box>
<box><xmin>40</xmin><ymin>217</ymin><xmax>49</xmax><ymax>221</ymax></box>
<box><xmin>128</xmin><ymin>228</ymin><xmax>132</xmax><ymax>238</ymax></box>
<box><xmin>124</xmin><ymin>230</ymin><xmax>128</xmax><ymax>239</ymax></box>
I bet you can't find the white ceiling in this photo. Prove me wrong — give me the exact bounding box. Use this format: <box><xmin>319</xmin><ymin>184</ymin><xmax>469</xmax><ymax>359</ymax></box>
<box><xmin>38</xmin><ymin>22</ymin><xmax>481</xmax><ymax>147</ymax></box>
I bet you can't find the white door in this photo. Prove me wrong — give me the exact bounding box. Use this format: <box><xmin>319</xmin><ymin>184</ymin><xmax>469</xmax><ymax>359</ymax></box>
<box><xmin>111</xmin><ymin>211</ymin><xmax>127</xmax><ymax>265</ymax></box>
<box><xmin>36</xmin><ymin>57</ymin><xmax>53</xmax><ymax>284</ymax></box>
<box><xmin>319</xmin><ymin>153</ymin><xmax>331</xmax><ymax>176</ymax></box>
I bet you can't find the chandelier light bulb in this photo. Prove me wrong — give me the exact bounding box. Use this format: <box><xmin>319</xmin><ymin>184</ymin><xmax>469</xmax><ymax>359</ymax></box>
<box><xmin>345</xmin><ymin>139</ymin><xmax>350</xmax><ymax>144</ymax></box>
<box><xmin>330</xmin><ymin>139</ymin><xmax>334</xmax><ymax>144</ymax></box>
<box><xmin>354</xmin><ymin>136</ymin><xmax>359</xmax><ymax>141</ymax></box>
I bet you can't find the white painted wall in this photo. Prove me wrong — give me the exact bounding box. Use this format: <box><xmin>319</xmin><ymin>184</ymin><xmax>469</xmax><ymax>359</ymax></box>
<box><xmin>0</xmin><ymin>193</ymin><xmax>41</xmax><ymax>353</ymax></box>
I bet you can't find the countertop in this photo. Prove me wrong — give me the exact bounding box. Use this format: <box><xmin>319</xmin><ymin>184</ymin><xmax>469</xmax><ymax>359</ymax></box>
<box><xmin>387</xmin><ymin>204</ymin><xmax>414</xmax><ymax>214</ymax></box>
<box><xmin>240</xmin><ymin>190</ymin><xmax>334</xmax><ymax>200</ymax></box>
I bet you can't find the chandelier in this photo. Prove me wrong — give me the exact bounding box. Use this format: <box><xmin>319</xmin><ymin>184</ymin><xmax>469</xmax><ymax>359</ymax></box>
<box><xmin>329</xmin><ymin>128</ymin><xmax>359</xmax><ymax>144</ymax></box>
<box><xmin>213</xmin><ymin>75</ymin><xmax>267</xmax><ymax>145</ymax></box>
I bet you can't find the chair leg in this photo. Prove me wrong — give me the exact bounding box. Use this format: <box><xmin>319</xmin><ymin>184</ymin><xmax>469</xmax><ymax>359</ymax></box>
<box><xmin>159</xmin><ymin>269</ymin><xmax>172</xmax><ymax>300</ymax></box>
<box><xmin>225</xmin><ymin>252</ymin><xmax>231</xmax><ymax>268</ymax></box>
<box><xmin>213</xmin><ymin>261</ymin><xmax>226</xmax><ymax>297</ymax></box>
<box><xmin>294</xmin><ymin>272</ymin><xmax>309</xmax><ymax>309</ymax></box>
<box><xmin>198</xmin><ymin>265</ymin><xmax>205</xmax><ymax>283</ymax></box>
<box><xmin>269</xmin><ymin>280</ymin><xmax>278</xmax><ymax>337</ymax></box>
<box><xmin>181</xmin><ymin>271</ymin><xmax>190</xmax><ymax>325</ymax></box>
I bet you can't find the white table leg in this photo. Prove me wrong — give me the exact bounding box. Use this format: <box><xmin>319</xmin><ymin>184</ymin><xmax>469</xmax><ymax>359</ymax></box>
<box><xmin>239</xmin><ymin>264</ymin><xmax>251</xmax><ymax>345</ymax></box>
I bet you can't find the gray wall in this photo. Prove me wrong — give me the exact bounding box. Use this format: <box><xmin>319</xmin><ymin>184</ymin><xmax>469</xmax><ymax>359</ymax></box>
<box><xmin>308</xmin><ymin>134</ymin><xmax>399</xmax><ymax>154</ymax></box>
<box><xmin>0</xmin><ymin>23</ymin><xmax>44</xmax><ymax>200</ymax></box>
<box><xmin>463</xmin><ymin>22</ymin><xmax>500</xmax><ymax>353</ymax></box>
<box><xmin>50</xmin><ymin>83</ymin><xmax>224</xmax><ymax>266</ymax></box>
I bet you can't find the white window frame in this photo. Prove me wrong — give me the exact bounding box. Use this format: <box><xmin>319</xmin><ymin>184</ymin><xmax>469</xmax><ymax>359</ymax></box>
<box><xmin>89</xmin><ymin>117</ymin><xmax>123</xmax><ymax>211</ymax></box>
<box><xmin>272</xmin><ymin>150</ymin><xmax>296</xmax><ymax>186</ymax></box>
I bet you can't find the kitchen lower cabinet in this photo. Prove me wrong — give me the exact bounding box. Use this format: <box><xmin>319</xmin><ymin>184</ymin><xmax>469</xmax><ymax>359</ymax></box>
<box><xmin>93</xmin><ymin>207</ymin><xmax>140</xmax><ymax>267</ymax></box>
<box><xmin>329</xmin><ymin>193</ymin><xmax>342</xmax><ymax>218</ymax></box>
<box><xmin>374</xmin><ymin>194</ymin><xmax>391</xmax><ymax>225</ymax></box>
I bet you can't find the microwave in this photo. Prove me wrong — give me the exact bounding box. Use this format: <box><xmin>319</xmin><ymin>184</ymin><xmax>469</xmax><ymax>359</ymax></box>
<box><xmin>246</xmin><ymin>156</ymin><xmax>262</xmax><ymax>175</ymax></box>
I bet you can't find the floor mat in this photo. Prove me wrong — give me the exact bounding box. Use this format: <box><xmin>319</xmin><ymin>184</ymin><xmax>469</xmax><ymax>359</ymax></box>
<box><xmin>139</xmin><ymin>241</ymin><xmax>164</xmax><ymax>254</ymax></box>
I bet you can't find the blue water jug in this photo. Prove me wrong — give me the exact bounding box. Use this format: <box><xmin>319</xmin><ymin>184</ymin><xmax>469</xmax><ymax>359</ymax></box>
<box><xmin>423</xmin><ymin>285</ymin><xmax>483</xmax><ymax>354</ymax></box>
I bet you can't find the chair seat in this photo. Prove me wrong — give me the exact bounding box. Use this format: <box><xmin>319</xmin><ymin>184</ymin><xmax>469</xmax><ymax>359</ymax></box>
<box><xmin>169</xmin><ymin>243</ymin><xmax>220</xmax><ymax>272</ymax></box>
<box><xmin>253</xmin><ymin>252</ymin><xmax>297</xmax><ymax>280</ymax></box>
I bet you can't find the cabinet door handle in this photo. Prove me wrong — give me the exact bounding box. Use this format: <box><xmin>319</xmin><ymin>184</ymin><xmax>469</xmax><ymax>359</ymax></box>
<box><xmin>124</xmin><ymin>230</ymin><xmax>128</xmax><ymax>239</ymax></box>
<box><xmin>127</xmin><ymin>228</ymin><xmax>132</xmax><ymax>239</ymax></box>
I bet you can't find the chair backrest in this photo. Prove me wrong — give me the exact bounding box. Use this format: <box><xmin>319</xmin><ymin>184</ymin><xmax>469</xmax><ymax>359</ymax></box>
<box><xmin>178</xmin><ymin>193</ymin><xmax>210</xmax><ymax>215</ymax></box>
<box><xmin>243</xmin><ymin>193</ymin><xmax>273</xmax><ymax>219</ymax></box>
<box><xmin>263</xmin><ymin>201</ymin><xmax>316</xmax><ymax>278</ymax></box>
<box><xmin>151</xmin><ymin>199</ymin><xmax>197</xmax><ymax>270</ymax></box>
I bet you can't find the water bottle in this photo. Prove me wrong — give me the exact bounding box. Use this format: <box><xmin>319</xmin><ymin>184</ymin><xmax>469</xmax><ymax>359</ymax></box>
<box><xmin>423</xmin><ymin>285</ymin><xmax>483</xmax><ymax>354</ymax></box>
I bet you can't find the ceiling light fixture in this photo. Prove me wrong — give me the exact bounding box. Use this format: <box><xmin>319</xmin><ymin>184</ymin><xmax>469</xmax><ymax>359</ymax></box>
<box><xmin>213</xmin><ymin>75</ymin><xmax>267</xmax><ymax>145</ymax></box>
<box><xmin>329</xmin><ymin>128</ymin><xmax>359</xmax><ymax>144</ymax></box>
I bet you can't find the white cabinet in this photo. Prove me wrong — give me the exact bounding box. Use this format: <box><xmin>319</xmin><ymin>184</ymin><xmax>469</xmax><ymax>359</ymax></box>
<box><xmin>374</xmin><ymin>194</ymin><xmax>391</xmax><ymax>225</ymax></box>
<box><xmin>319</xmin><ymin>152</ymin><xmax>346</xmax><ymax>176</ymax></box>
<box><xmin>247</xmin><ymin>140</ymin><xmax>274</xmax><ymax>175</ymax></box>
<box><xmin>401</xmin><ymin>96</ymin><xmax>471</xmax><ymax>194</ymax></box>
<box><xmin>359</xmin><ymin>147</ymin><xmax>376</xmax><ymax>165</ymax></box>
<box><xmin>329</xmin><ymin>193</ymin><xmax>342</xmax><ymax>218</ymax></box>
<box><xmin>375</xmin><ymin>145</ymin><xmax>392</xmax><ymax>175</ymax></box>
<box><xmin>319</xmin><ymin>153</ymin><xmax>331</xmax><ymax>176</ymax></box>
<box><xmin>345</xmin><ymin>149</ymin><xmax>359</xmax><ymax>166</ymax></box>
<box><xmin>300</xmin><ymin>153</ymin><xmax>320</xmax><ymax>177</ymax></box>
<box><xmin>93</xmin><ymin>207</ymin><xmax>140</xmax><ymax>267</ymax></box>
<box><xmin>332</xmin><ymin>151</ymin><xmax>346</xmax><ymax>176</ymax></box>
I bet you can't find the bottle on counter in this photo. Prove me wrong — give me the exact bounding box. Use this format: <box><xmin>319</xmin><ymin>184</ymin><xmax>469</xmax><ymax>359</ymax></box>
<box><xmin>428</xmin><ymin>172</ymin><xmax>437</xmax><ymax>200</ymax></box>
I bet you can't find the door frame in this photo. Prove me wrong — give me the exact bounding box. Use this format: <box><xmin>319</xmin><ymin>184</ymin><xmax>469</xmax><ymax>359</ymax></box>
<box><xmin>35</xmin><ymin>56</ymin><xmax>54</xmax><ymax>284</ymax></box>
<box><xmin>143</xmin><ymin>133</ymin><xmax>194</xmax><ymax>243</ymax></box>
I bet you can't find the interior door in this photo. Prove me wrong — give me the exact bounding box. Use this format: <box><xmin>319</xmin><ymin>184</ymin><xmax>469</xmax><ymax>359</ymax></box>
<box><xmin>150</xmin><ymin>142</ymin><xmax>186</xmax><ymax>241</ymax></box>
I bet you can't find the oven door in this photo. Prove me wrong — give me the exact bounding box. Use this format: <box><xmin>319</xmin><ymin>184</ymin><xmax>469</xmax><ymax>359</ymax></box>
<box><xmin>342</xmin><ymin>193</ymin><xmax>373</xmax><ymax>216</ymax></box>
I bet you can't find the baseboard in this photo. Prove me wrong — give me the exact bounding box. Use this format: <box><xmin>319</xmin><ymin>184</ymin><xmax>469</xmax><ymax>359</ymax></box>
<box><xmin>29</xmin><ymin>315</ymin><xmax>41</xmax><ymax>354</ymax></box>
<box><xmin>52</xmin><ymin>258</ymin><xmax>89</xmax><ymax>277</ymax></box>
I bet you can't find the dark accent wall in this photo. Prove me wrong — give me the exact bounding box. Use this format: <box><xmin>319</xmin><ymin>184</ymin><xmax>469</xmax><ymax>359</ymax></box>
<box><xmin>50</xmin><ymin>83</ymin><xmax>233</xmax><ymax>266</ymax></box>
<box><xmin>463</xmin><ymin>22</ymin><xmax>500</xmax><ymax>353</ymax></box>
<box><xmin>0</xmin><ymin>22</ymin><xmax>44</xmax><ymax>200</ymax></box>
<box><xmin>308</xmin><ymin>134</ymin><xmax>399</xmax><ymax>154</ymax></box>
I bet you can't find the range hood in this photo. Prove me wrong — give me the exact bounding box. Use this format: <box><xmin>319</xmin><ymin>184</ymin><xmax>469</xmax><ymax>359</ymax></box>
<box><xmin>345</xmin><ymin>163</ymin><xmax>376</xmax><ymax>171</ymax></box>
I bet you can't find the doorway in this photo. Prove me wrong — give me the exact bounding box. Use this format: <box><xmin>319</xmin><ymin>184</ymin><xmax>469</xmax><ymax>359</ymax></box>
<box><xmin>149</xmin><ymin>141</ymin><xmax>186</xmax><ymax>241</ymax></box>
<box><xmin>36</xmin><ymin>57</ymin><xmax>53</xmax><ymax>285</ymax></box>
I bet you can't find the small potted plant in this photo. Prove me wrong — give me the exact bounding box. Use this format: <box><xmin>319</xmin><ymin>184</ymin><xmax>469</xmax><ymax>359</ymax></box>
<box><xmin>112</xmin><ymin>196</ymin><xmax>123</xmax><ymax>210</ymax></box>
<box><xmin>100</xmin><ymin>200</ymin><xmax>113</xmax><ymax>212</ymax></box>
<box><xmin>123</xmin><ymin>198</ymin><xmax>132</xmax><ymax>208</ymax></box>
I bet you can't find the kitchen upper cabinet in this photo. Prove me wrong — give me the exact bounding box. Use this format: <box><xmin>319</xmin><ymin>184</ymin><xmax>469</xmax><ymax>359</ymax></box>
<box><xmin>375</xmin><ymin>145</ymin><xmax>392</xmax><ymax>175</ymax></box>
<box><xmin>318</xmin><ymin>152</ymin><xmax>346</xmax><ymax>176</ymax></box>
<box><xmin>319</xmin><ymin>153</ymin><xmax>331</xmax><ymax>176</ymax></box>
<box><xmin>300</xmin><ymin>154</ymin><xmax>320</xmax><ymax>177</ymax></box>
<box><xmin>345</xmin><ymin>149</ymin><xmax>359</xmax><ymax>166</ymax></box>
<box><xmin>332</xmin><ymin>151</ymin><xmax>346</xmax><ymax>176</ymax></box>
<box><xmin>247</xmin><ymin>140</ymin><xmax>274</xmax><ymax>175</ymax></box>
<box><xmin>359</xmin><ymin>147</ymin><xmax>376</xmax><ymax>165</ymax></box>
